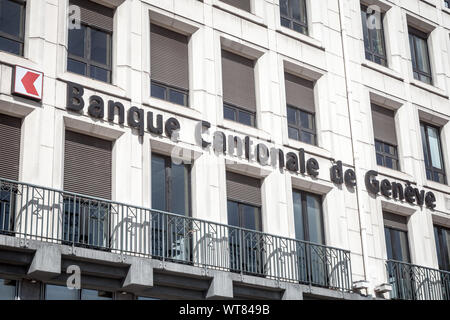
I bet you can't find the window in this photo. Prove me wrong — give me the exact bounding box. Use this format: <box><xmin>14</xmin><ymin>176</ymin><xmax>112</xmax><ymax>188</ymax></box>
<box><xmin>360</xmin><ymin>4</ymin><xmax>387</xmax><ymax>66</ymax></box>
<box><xmin>221</xmin><ymin>50</ymin><xmax>257</xmax><ymax>127</ymax></box>
<box><xmin>0</xmin><ymin>279</ymin><xmax>16</xmax><ymax>300</ymax></box>
<box><xmin>221</xmin><ymin>0</ymin><xmax>251</xmax><ymax>12</ymax></box>
<box><xmin>226</xmin><ymin>172</ymin><xmax>262</xmax><ymax>274</ymax></box>
<box><xmin>292</xmin><ymin>190</ymin><xmax>324</xmax><ymax>245</ymax></box>
<box><xmin>45</xmin><ymin>284</ymin><xmax>112</xmax><ymax>300</ymax></box>
<box><xmin>408</xmin><ymin>27</ymin><xmax>432</xmax><ymax>84</ymax></box>
<box><xmin>0</xmin><ymin>0</ymin><xmax>25</xmax><ymax>56</ymax></box>
<box><xmin>280</xmin><ymin>0</ymin><xmax>308</xmax><ymax>35</ymax></box>
<box><xmin>150</xmin><ymin>24</ymin><xmax>189</xmax><ymax>107</ymax></box>
<box><xmin>434</xmin><ymin>225</ymin><xmax>450</xmax><ymax>271</ymax></box>
<box><xmin>0</xmin><ymin>113</ymin><xmax>21</xmax><ymax>235</ymax></box>
<box><xmin>63</xmin><ymin>131</ymin><xmax>112</xmax><ymax>248</ymax></box>
<box><xmin>285</xmin><ymin>73</ymin><xmax>316</xmax><ymax>145</ymax></box>
<box><xmin>384</xmin><ymin>212</ymin><xmax>410</xmax><ymax>263</ymax></box>
<box><xmin>67</xmin><ymin>0</ymin><xmax>113</xmax><ymax>83</ymax></box>
<box><xmin>420</xmin><ymin>122</ymin><xmax>447</xmax><ymax>184</ymax></box>
<box><xmin>445</xmin><ymin>0</ymin><xmax>450</xmax><ymax>9</ymax></box>
<box><xmin>151</xmin><ymin>154</ymin><xmax>191</xmax><ymax>216</ymax></box>
<box><xmin>371</xmin><ymin>104</ymin><xmax>399</xmax><ymax>170</ymax></box>
<box><xmin>151</xmin><ymin>154</ymin><xmax>192</xmax><ymax>262</ymax></box>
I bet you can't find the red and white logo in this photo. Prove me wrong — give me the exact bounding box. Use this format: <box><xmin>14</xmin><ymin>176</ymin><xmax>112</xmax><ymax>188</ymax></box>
<box><xmin>12</xmin><ymin>66</ymin><xmax>44</xmax><ymax>101</ymax></box>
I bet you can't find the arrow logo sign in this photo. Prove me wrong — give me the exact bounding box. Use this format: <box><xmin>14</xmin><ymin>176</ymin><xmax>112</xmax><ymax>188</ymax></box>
<box><xmin>12</xmin><ymin>65</ymin><xmax>44</xmax><ymax>101</ymax></box>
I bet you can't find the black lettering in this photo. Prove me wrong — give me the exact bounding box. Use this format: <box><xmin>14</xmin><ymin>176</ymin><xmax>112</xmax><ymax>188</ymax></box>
<box><xmin>330</xmin><ymin>161</ymin><xmax>343</xmax><ymax>184</ymax></box>
<box><xmin>213</xmin><ymin>131</ymin><xmax>227</xmax><ymax>154</ymax></box>
<box><xmin>257</xmin><ymin>144</ymin><xmax>269</xmax><ymax>165</ymax></box>
<box><xmin>128</xmin><ymin>107</ymin><xmax>144</xmax><ymax>136</ymax></box>
<box><xmin>380</xmin><ymin>179</ymin><xmax>392</xmax><ymax>198</ymax></box>
<box><xmin>245</xmin><ymin>136</ymin><xmax>251</xmax><ymax>160</ymax></box>
<box><xmin>165</xmin><ymin>117</ymin><xmax>180</xmax><ymax>140</ymax></box>
<box><xmin>391</xmin><ymin>182</ymin><xmax>404</xmax><ymax>200</ymax></box>
<box><xmin>415</xmin><ymin>189</ymin><xmax>425</xmax><ymax>206</ymax></box>
<box><xmin>147</xmin><ymin>112</ymin><xmax>163</xmax><ymax>135</ymax></box>
<box><xmin>108</xmin><ymin>101</ymin><xmax>125</xmax><ymax>124</ymax></box>
<box><xmin>344</xmin><ymin>169</ymin><xmax>356</xmax><ymax>188</ymax></box>
<box><xmin>365</xmin><ymin>170</ymin><xmax>380</xmax><ymax>194</ymax></box>
<box><xmin>306</xmin><ymin>158</ymin><xmax>319</xmax><ymax>178</ymax></box>
<box><xmin>404</xmin><ymin>185</ymin><xmax>415</xmax><ymax>204</ymax></box>
<box><xmin>201</xmin><ymin>121</ymin><xmax>211</xmax><ymax>148</ymax></box>
<box><xmin>67</xmin><ymin>82</ymin><xmax>84</xmax><ymax>112</ymax></box>
<box><xmin>425</xmin><ymin>192</ymin><xmax>437</xmax><ymax>209</ymax></box>
<box><xmin>88</xmin><ymin>95</ymin><xmax>104</xmax><ymax>119</ymax></box>
<box><xmin>286</xmin><ymin>152</ymin><xmax>299</xmax><ymax>172</ymax></box>
<box><xmin>299</xmin><ymin>149</ymin><xmax>306</xmax><ymax>174</ymax></box>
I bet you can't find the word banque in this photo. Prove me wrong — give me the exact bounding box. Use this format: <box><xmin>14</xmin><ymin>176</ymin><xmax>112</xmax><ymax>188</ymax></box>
<box><xmin>67</xmin><ymin>82</ymin><xmax>436</xmax><ymax>209</ymax></box>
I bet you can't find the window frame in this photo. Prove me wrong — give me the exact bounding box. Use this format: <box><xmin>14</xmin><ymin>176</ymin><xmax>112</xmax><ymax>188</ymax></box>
<box><xmin>151</xmin><ymin>80</ymin><xmax>189</xmax><ymax>107</ymax></box>
<box><xmin>360</xmin><ymin>4</ymin><xmax>387</xmax><ymax>67</ymax></box>
<box><xmin>279</xmin><ymin>0</ymin><xmax>308</xmax><ymax>35</ymax></box>
<box><xmin>226</xmin><ymin>199</ymin><xmax>262</xmax><ymax>232</ymax></box>
<box><xmin>408</xmin><ymin>27</ymin><xmax>432</xmax><ymax>84</ymax></box>
<box><xmin>151</xmin><ymin>153</ymin><xmax>192</xmax><ymax>217</ymax></box>
<box><xmin>0</xmin><ymin>0</ymin><xmax>26</xmax><ymax>56</ymax></box>
<box><xmin>223</xmin><ymin>102</ymin><xmax>256</xmax><ymax>127</ymax></box>
<box><xmin>375</xmin><ymin>139</ymin><xmax>400</xmax><ymax>171</ymax></box>
<box><xmin>292</xmin><ymin>189</ymin><xmax>325</xmax><ymax>244</ymax></box>
<box><xmin>67</xmin><ymin>22</ymin><xmax>113</xmax><ymax>83</ymax></box>
<box><xmin>287</xmin><ymin>104</ymin><xmax>317</xmax><ymax>146</ymax></box>
<box><xmin>434</xmin><ymin>225</ymin><xmax>450</xmax><ymax>272</ymax></box>
<box><xmin>420</xmin><ymin>121</ymin><xmax>447</xmax><ymax>185</ymax></box>
<box><xmin>384</xmin><ymin>225</ymin><xmax>411</xmax><ymax>263</ymax></box>
<box><xmin>44</xmin><ymin>284</ymin><xmax>113</xmax><ymax>300</ymax></box>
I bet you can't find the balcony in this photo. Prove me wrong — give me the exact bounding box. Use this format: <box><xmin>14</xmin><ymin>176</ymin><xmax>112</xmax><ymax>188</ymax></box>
<box><xmin>386</xmin><ymin>260</ymin><xmax>450</xmax><ymax>300</ymax></box>
<box><xmin>0</xmin><ymin>178</ymin><xmax>352</xmax><ymax>292</ymax></box>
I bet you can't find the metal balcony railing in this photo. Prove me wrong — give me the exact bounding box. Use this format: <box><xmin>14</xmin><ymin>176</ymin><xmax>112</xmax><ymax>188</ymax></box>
<box><xmin>386</xmin><ymin>260</ymin><xmax>450</xmax><ymax>300</ymax></box>
<box><xmin>0</xmin><ymin>178</ymin><xmax>352</xmax><ymax>292</ymax></box>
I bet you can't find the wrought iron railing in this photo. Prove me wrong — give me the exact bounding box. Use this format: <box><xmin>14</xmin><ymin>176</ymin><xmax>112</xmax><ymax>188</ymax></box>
<box><xmin>386</xmin><ymin>260</ymin><xmax>450</xmax><ymax>300</ymax></box>
<box><xmin>0</xmin><ymin>178</ymin><xmax>352</xmax><ymax>291</ymax></box>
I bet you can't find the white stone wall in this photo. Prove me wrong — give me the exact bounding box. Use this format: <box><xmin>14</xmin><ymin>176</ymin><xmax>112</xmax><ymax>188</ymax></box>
<box><xmin>0</xmin><ymin>0</ymin><xmax>449</xmax><ymax>297</ymax></box>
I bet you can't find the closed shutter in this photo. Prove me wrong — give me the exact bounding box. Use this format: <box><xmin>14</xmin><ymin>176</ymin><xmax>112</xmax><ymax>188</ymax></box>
<box><xmin>383</xmin><ymin>212</ymin><xmax>408</xmax><ymax>232</ymax></box>
<box><xmin>221</xmin><ymin>0</ymin><xmax>251</xmax><ymax>12</ymax></box>
<box><xmin>64</xmin><ymin>131</ymin><xmax>112</xmax><ymax>200</ymax></box>
<box><xmin>285</xmin><ymin>73</ymin><xmax>315</xmax><ymax>113</ymax></box>
<box><xmin>221</xmin><ymin>50</ymin><xmax>256</xmax><ymax>112</ymax></box>
<box><xmin>0</xmin><ymin>114</ymin><xmax>21</xmax><ymax>181</ymax></box>
<box><xmin>69</xmin><ymin>0</ymin><xmax>114</xmax><ymax>32</ymax></box>
<box><xmin>371</xmin><ymin>104</ymin><xmax>397</xmax><ymax>145</ymax></box>
<box><xmin>150</xmin><ymin>24</ymin><xmax>189</xmax><ymax>90</ymax></box>
<box><xmin>226</xmin><ymin>172</ymin><xmax>261</xmax><ymax>207</ymax></box>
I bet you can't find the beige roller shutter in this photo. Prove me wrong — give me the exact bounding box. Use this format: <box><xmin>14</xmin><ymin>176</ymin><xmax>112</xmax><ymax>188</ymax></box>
<box><xmin>371</xmin><ymin>104</ymin><xmax>397</xmax><ymax>146</ymax></box>
<box><xmin>285</xmin><ymin>72</ymin><xmax>315</xmax><ymax>113</ymax></box>
<box><xmin>0</xmin><ymin>114</ymin><xmax>21</xmax><ymax>181</ymax></box>
<box><xmin>69</xmin><ymin>0</ymin><xmax>114</xmax><ymax>32</ymax></box>
<box><xmin>221</xmin><ymin>50</ymin><xmax>256</xmax><ymax>113</ymax></box>
<box><xmin>64</xmin><ymin>131</ymin><xmax>112</xmax><ymax>200</ymax></box>
<box><xmin>383</xmin><ymin>212</ymin><xmax>408</xmax><ymax>232</ymax></box>
<box><xmin>226</xmin><ymin>171</ymin><xmax>261</xmax><ymax>207</ymax></box>
<box><xmin>150</xmin><ymin>24</ymin><xmax>189</xmax><ymax>90</ymax></box>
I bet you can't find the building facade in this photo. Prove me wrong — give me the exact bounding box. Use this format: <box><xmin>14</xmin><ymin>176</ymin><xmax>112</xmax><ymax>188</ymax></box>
<box><xmin>0</xmin><ymin>0</ymin><xmax>449</xmax><ymax>300</ymax></box>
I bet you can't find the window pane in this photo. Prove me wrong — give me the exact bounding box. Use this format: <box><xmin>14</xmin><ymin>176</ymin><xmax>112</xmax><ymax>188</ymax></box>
<box><xmin>280</xmin><ymin>17</ymin><xmax>290</xmax><ymax>28</ymax></box>
<box><xmin>293</xmin><ymin>191</ymin><xmax>304</xmax><ymax>241</ymax></box>
<box><xmin>280</xmin><ymin>0</ymin><xmax>288</xmax><ymax>16</ymax></box>
<box><xmin>169</xmin><ymin>89</ymin><xmax>186</xmax><ymax>106</ymax></box>
<box><xmin>68</xmin><ymin>26</ymin><xmax>85</xmax><ymax>58</ymax></box>
<box><xmin>409</xmin><ymin>35</ymin><xmax>416</xmax><ymax>71</ymax></box>
<box><xmin>384</xmin><ymin>228</ymin><xmax>393</xmax><ymax>260</ymax></box>
<box><xmin>0</xmin><ymin>36</ymin><xmax>20</xmax><ymax>55</ymax></box>
<box><xmin>0</xmin><ymin>0</ymin><xmax>22</xmax><ymax>38</ymax></box>
<box><xmin>0</xmin><ymin>279</ymin><xmax>15</xmax><ymax>300</ymax></box>
<box><xmin>420</xmin><ymin>124</ymin><xmax>431</xmax><ymax>168</ymax></box>
<box><xmin>45</xmin><ymin>285</ymin><xmax>79</xmax><ymax>300</ymax></box>
<box><xmin>427</xmin><ymin>126</ymin><xmax>443</xmax><ymax>169</ymax></box>
<box><xmin>414</xmin><ymin>36</ymin><xmax>430</xmax><ymax>74</ymax></box>
<box><xmin>151</xmin><ymin>155</ymin><xmax>166</xmax><ymax>211</ymax></box>
<box><xmin>299</xmin><ymin>111</ymin><xmax>313</xmax><ymax>130</ymax></box>
<box><xmin>67</xmin><ymin>58</ymin><xmax>86</xmax><ymax>76</ymax></box>
<box><xmin>90</xmin><ymin>29</ymin><xmax>108</xmax><ymax>65</ymax></box>
<box><xmin>361</xmin><ymin>10</ymin><xmax>370</xmax><ymax>51</ymax></box>
<box><xmin>306</xmin><ymin>194</ymin><xmax>323</xmax><ymax>245</ymax></box>
<box><xmin>90</xmin><ymin>66</ymin><xmax>109</xmax><ymax>83</ymax></box>
<box><xmin>81</xmin><ymin>289</ymin><xmax>112</xmax><ymax>300</ymax></box>
<box><xmin>288</xmin><ymin>127</ymin><xmax>299</xmax><ymax>140</ymax></box>
<box><xmin>223</xmin><ymin>105</ymin><xmax>236</xmax><ymax>121</ymax></box>
<box><xmin>151</xmin><ymin>83</ymin><xmax>166</xmax><ymax>100</ymax></box>
<box><xmin>242</xmin><ymin>204</ymin><xmax>260</xmax><ymax>231</ymax></box>
<box><xmin>171</xmin><ymin>162</ymin><xmax>189</xmax><ymax>216</ymax></box>
<box><xmin>238</xmin><ymin>110</ymin><xmax>252</xmax><ymax>126</ymax></box>
<box><xmin>287</xmin><ymin>107</ymin><xmax>296</xmax><ymax>125</ymax></box>
<box><xmin>300</xmin><ymin>131</ymin><xmax>314</xmax><ymax>145</ymax></box>
<box><xmin>376</xmin><ymin>153</ymin><xmax>384</xmax><ymax>167</ymax></box>
<box><xmin>227</xmin><ymin>201</ymin><xmax>239</xmax><ymax>227</ymax></box>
